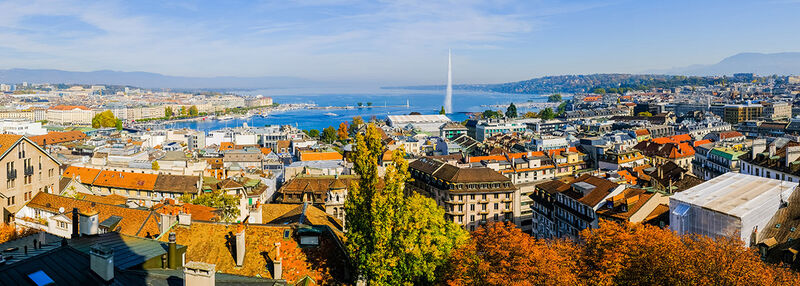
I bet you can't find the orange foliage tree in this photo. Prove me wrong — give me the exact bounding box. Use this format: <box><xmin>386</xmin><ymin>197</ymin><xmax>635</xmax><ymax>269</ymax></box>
<box><xmin>0</xmin><ymin>223</ymin><xmax>37</xmax><ymax>244</ymax></box>
<box><xmin>445</xmin><ymin>220</ymin><xmax>800</xmax><ymax>286</ymax></box>
<box><xmin>337</xmin><ymin>122</ymin><xmax>349</xmax><ymax>141</ymax></box>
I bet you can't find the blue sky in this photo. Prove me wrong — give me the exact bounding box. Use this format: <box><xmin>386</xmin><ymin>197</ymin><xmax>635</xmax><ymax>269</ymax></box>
<box><xmin>1</xmin><ymin>0</ymin><xmax>799</xmax><ymax>85</ymax></box>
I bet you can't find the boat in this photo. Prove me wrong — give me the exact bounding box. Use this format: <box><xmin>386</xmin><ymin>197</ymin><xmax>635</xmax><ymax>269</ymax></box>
<box><xmin>324</xmin><ymin>112</ymin><xmax>338</xmax><ymax>117</ymax></box>
<box><xmin>218</xmin><ymin>115</ymin><xmax>233</xmax><ymax>121</ymax></box>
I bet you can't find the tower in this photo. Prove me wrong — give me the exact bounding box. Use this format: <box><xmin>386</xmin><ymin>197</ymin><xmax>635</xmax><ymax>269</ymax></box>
<box><xmin>444</xmin><ymin>49</ymin><xmax>453</xmax><ymax>114</ymax></box>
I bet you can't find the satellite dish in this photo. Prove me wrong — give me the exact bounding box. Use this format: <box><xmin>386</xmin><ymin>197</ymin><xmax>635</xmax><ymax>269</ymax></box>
<box><xmin>58</xmin><ymin>207</ymin><xmax>65</xmax><ymax>213</ymax></box>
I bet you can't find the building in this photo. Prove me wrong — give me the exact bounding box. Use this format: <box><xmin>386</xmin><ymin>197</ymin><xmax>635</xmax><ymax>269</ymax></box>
<box><xmin>634</xmin><ymin>139</ymin><xmax>696</xmax><ymax>173</ymax></box>
<box><xmin>598</xmin><ymin>149</ymin><xmax>647</xmax><ymax>171</ymax></box>
<box><xmin>528</xmin><ymin>136</ymin><xmax>569</xmax><ymax>152</ymax></box>
<box><xmin>739</xmin><ymin>139</ymin><xmax>800</xmax><ymax>182</ymax></box>
<box><xmin>473</xmin><ymin>119</ymin><xmax>527</xmax><ymax>142</ymax></box>
<box><xmin>275</xmin><ymin>175</ymin><xmax>358</xmax><ymax>222</ymax></box>
<box><xmin>407</xmin><ymin>157</ymin><xmax>517</xmax><ymax>231</ymax></box>
<box><xmin>529</xmin><ymin>175</ymin><xmax>626</xmax><ymax>239</ymax></box>
<box><xmin>1</xmin><ymin>135</ymin><xmax>61</xmax><ymax>223</ymax></box>
<box><xmin>595</xmin><ymin>188</ymin><xmax>669</xmax><ymax>224</ymax></box>
<box><xmin>46</xmin><ymin>105</ymin><xmax>94</xmax><ymax>125</ymax></box>
<box><xmin>762</xmin><ymin>102</ymin><xmax>792</xmax><ymax>120</ymax></box>
<box><xmin>440</xmin><ymin>122</ymin><xmax>468</xmax><ymax>140</ymax></box>
<box><xmin>0</xmin><ymin>119</ymin><xmax>47</xmax><ymax>136</ymax></box>
<box><xmin>693</xmin><ymin>144</ymin><xmax>747</xmax><ymax>180</ymax></box>
<box><xmin>387</xmin><ymin>114</ymin><xmax>451</xmax><ymax>133</ymax></box>
<box><xmin>670</xmin><ymin>172</ymin><xmax>797</xmax><ymax>247</ymax></box>
<box><xmin>723</xmin><ymin>104</ymin><xmax>762</xmax><ymax>124</ymax></box>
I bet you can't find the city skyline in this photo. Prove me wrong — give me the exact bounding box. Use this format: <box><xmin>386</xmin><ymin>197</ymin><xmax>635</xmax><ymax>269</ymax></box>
<box><xmin>2</xmin><ymin>0</ymin><xmax>800</xmax><ymax>85</ymax></box>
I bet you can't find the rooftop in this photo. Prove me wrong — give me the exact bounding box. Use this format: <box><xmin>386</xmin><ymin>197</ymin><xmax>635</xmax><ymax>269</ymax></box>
<box><xmin>671</xmin><ymin>172</ymin><xmax>798</xmax><ymax>218</ymax></box>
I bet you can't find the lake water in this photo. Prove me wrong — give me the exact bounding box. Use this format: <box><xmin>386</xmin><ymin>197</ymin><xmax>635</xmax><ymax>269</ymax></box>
<box><xmin>167</xmin><ymin>87</ymin><xmax>549</xmax><ymax>131</ymax></box>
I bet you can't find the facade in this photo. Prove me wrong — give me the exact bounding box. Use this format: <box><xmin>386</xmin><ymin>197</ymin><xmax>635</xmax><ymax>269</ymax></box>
<box><xmin>474</xmin><ymin>119</ymin><xmax>527</xmax><ymax>142</ymax></box>
<box><xmin>408</xmin><ymin>157</ymin><xmax>517</xmax><ymax>231</ymax></box>
<box><xmin>762</xmin><ymin>102</ymin><xmax>792</xmax><ymax>120</ymax></box>
<box><xmin>670</xmin><ymin>172</ymin><xmax>797</xmax><ymax>247</ymax></box>
<box><xmin>46</xmin><ymin>105</ymin><xmax>94</xmax><ymax>125</ymax></box>
<box><xmin>529</xmin><ymin>136</ymin><xmax>569</xmax><ymax>152</ymax></box>
<box><xmin>275</xmin><ymin>175</ymin><xmax>357</xmax><ymax>222</ymax></box>
<box><xmin>598</xmin><ymin>149</ymin><xmax>647</xmax><ymax>171</ymax></box>
<box><xmin>723</xmin><ymin>104</ymin><xmax>762</xmax><ymax>124</ymax></box>
<box><xmin>439</xmin><ymin>122</ymin><xmax>468</xmax><ymax>140</ymax></box>
<box><xmin>0</xmin><ymin>135</ymin><xmax>61</xmax><ymax>223</ymax></box>
<box><xmin>739</xmin><ymin>139</ymin><xmax>800</xmax><ymax>183</ymax></box>
<box><xmin>693</xmin><ymin>144</ymin><xmax>746</xmax><ymax>180</ymax></box>
<box><xmin>387</xmin><ymin>114</ymin><xmax>451</xmax><ymax>133</ymax></box>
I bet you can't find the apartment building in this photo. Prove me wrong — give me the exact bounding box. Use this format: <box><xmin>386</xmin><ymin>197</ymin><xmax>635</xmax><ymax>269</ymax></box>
<box><xmin>0</xmin><ymin>135</ymin><xmax>61</xmax><ymax>223</ymax></box>
<box><xmin>46</xmin><ymin>105</ymin><xmax>94</xmax><ymax>125</ymax></box>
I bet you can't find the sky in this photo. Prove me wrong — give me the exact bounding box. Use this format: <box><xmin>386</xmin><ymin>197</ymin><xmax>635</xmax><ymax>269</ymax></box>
<box><xmin>1</xmin><ymin>0</ymin><xmax>800</xmax><ymax>85</ymax></box>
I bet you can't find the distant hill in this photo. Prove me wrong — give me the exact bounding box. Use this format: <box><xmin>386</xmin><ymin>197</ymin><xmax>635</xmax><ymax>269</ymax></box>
<box><xmin>0</xmin><ymin>68</ymin><xmax>310</xmax><ymax>89</ymax></box>
<box><xmin>387</xmin><ymin>74</ymin><xmax>726</xmax><ymax>94</ymax></box>
<box><xmin>652</xmin><ymin>52</ymin><xmax>800</xmax><ymax>76</ymax></box>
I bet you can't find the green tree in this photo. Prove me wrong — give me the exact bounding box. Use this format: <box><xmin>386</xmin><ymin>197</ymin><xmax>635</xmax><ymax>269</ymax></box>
<box><xmin>592</xmin><ymin>88</ymin><xmax>606</xmax><ymax>94</ymax></box>
<box><xmin>92</xmin><ymin>110</ymin><xmax>117</xmax><ymax>128</ymax></box>
<box><xmin>440</xmin><ymin>106</ymin><xmax>446</xmax><ymax>115</ymax></box>
<box><xmin>547</xmin><ymin>94</ymin><xmax>562</xmax><ymax>102</ymax></box>
<box><xmin>557</xmin><ymin>101</ymin><xmax>569</xmax><ymax>115</ymax></box>
<box><xmin>637</xmin><ymin>111</ymin><xmax>653</xmax><ymax>117</ymax></box>
<box><xmin>151</xmin><ymin>161</ymin><xmax>160</xmax><ymax>171</ymax></box>
<box><xmin>482</xmin><ymin>110</ymin><xmax>502</xmax><ymax>119</ymax></box>
<box><xmin>305</xmin><ymin>129</ymin><xmax>320</xmax><ymax>138</ymax></box>
<box><xmin>115</xmin><ymin>119</ymin><xmax>123</xmax><ymax>130</ymax></box>
<box><xmin>180</xmin><ymin>106</ymin><xmax>188</xmax><ymax>116</ymax></box>
<box><xmin>539</xmin><ymin>107</ymin><xmax>556</xmax><ymax>120</ymax></box>
<box><xmin>179</xmin><ymin>191</ymin><xmax>240</xmax><ymax>222</ymax></box>
<box><xmin>345</xmin><ymin>124</ymin><xmax>467</xmax><ymax>285</ymax></box>
<box><xmin>367</xmin><ymin>102</ymin><xmax>373</xmax><ymax>106</ymax></box>
<box><xmin>607</xmin><ymin>87</ymin><xmax>619</xmax><ymax>94</ymax></box>
<box><xmin>189</xmin><ymin>105</ymin><xmax>199</xmax><ymax>116</ymax></box>
<box><xmin>505</xmin><ymin>103</ymin><xmax>518</xmax><ymax>118</ymax></box>
<box><xmin>165</xmin><ymin>106</ymin><xmax>173</xmax><ymax>118</ymax></box>
<box><xmin>358</xmin><ymin>102</ymin><xmax>363</xmax><ymax>107</ymax></box>
<box><xmin>523</xmin><ymin>111</ymin><xmax>538</xmax><ymax>118</ymax></box>
<box><xmin>322</xmin><ymin>126</ymin><xmax>337</xmax><ymax>143</ymax></box>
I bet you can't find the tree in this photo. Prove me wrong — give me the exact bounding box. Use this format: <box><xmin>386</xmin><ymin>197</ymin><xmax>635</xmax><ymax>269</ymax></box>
<box><xmin>179</xmin><ymin>191</ymin><xmax>240</xmax><ymax>222</ymax></box>
<box><xmin>0</xmin><ymin>223</ymin><xmax>37</xmax><ymax>244</ymax></box>
<box><xmin>482</xmin><ymin>110</ymin><xmax>502</xmax><ymax>119</ymax></box>
<box><xmin>523</xmin><ymin>111</ymin><xmax>538</xmax><ymax>118</ymax></box>
<box><xmin>180</xmin><ymin>106</ymin><xmax>188</xmax><ymax>116</ymax></box>
<box><xmin>151</xmin><ymin>161</ymin><xmax>160</xmax><ymax>171</ymax></box>
<box><xmin>115</xmin><ymin>118</ymin><xmax>123</xmax><ymax>130</ymax></box>
<box><xmin>538</xmin><ymin>107</ymin><xmax>556</xmax><ymax>120</ymax></box>
<box><xmin>367</xmin><ymin>102</ymin><xmax>373</xmax><ymax>106</ymax></box>
<box><xmin>165</xmin><ymin>106</ymin><xmax>173</xmax><ymax>118</ymax></box>
<box><xmin>557</xmin><ymin>101</ymin><xmax>569</xmax><ymax>115</ymax></box>
<box><xmin>305</xmin><ymin>129</ymin><xmax>320</xmax><ymax>138</ymax></box>
<box><xmin>92</xmin><ymin>110</ymin><xmax>117</xmax><ymax>128</ymax></box>
<box><xmin>445</xmin><ymin>222</ymin><xmax>579</xmax><ymax>286</ymax></box>
<box><xmin>637</xmin><ymin>111</ymin><xmax>653</xmax><ymax>117</ymax></box>
<box><xmin>440</xmin><ymin>106</ymin><xmax>446</xmax><ymax>115</ymax></box>
<box><xmin>337</xmin><ymin>122</ymin><xmax>349</xmax><ymax>141</ymax></box>
<box><xmin>352</xmin><ymin>116</ymin><xmax>365</xmax><ymax>132</ymax></box>
<box><xmin>505</xmin><ymin>103</ymin><xmax>518</xmax><ymax>118</ymax></box>
<box><xmin>548</xmin><ymin>94</ymin><xmax>562</xmax><ymax>102</ymax></box>
<box><xmin>592</xmin><ymin>88</ymin><xmax>606</xmax><ymax>94</ymax></box>
<box><xmin>189</xmin><ymin>105</ymin><xmax>199</xmax><ymax>116</ymax></box>
<box><xmin>607</xmin><ymin>87</ymin><xmax>619</xmax><ymax>94</ymax></box>
<box><xmin>345</xmin><ymin>124</ymin><xmax>467</xmax><ymax>285</ymax></box>
<box><xmin>322</xmin><ymin>126</ymin><xmax>337</xmax><ymax>143</ymax></box>
<box><xmin>358</xmin><ymin>102</ymin><xmax>363</xmax><ymax>107</ymax></box>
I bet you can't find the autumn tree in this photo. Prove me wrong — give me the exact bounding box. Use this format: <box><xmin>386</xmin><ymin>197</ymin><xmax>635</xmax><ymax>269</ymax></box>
<box><xmin>637</xmin><ymin>111</ymin><xmax>653</xmax><ymax>117</ymax></box>
<box><xmin>165</xmin><ymin>106</ymin><xmax>173</xmax><ymax>118</ymax></box>
<box><xmin>151</xmin><ymin>161</ymin><xmax>160</xmax><ymax>171</ymax></box>
<box><xmin>189</xmin><ymin>105</ymin><xmax>199</xmax><ymax>116</ymax></box>
<box><xmin>92</xmin><ymin>110</ymin><xmax>117</xmax><ymax>128</ymax></box>
<box><xmin>337</xmin><ymin>122</ymin><xmax>349</xmax><ymax>141</ymax></box>
<box><xmin>523</xmin><ymin>111</ymin><xmax>538</xmax><ymax>118</ymax></box>
<box><xmin>345</xmin><ymin>124</ymin><xmax>467</xmax><ymax>285</ymax></box>
<box><xmin>0</xmin><ymin>223</ymin><xmax>37</xmax><ymax>244</ymax></box>
<box><xmin>179</xmin><ymin>190</ymin><xmax>240</xmax><ymax>222</ymax></box>
<box><xmin>445</xmin><ymin>222</ymin><xmax>578</xmax><ymax>286</ymax></box>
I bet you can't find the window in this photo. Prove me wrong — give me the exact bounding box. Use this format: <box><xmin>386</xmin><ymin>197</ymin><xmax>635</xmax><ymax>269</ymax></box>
<box><xmin>470</xmin><ymin>215</ymin><xmax>475</xmax><ymax>222</ymax></box>
<box><xmin>470</xmin><ymin>204</ymin><xmax>475</xmax><ymax>211</ymax></box>
<box><xmin>494</xmin><ymin>203</ymin><xmax>498</xmax><ymax>210</ymax></box>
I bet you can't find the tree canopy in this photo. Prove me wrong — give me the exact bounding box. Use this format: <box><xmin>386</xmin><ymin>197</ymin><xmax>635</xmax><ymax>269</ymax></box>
<box><xmin>637</xmin><ymin>111</ymin><xmax>653</xmax><ymax>117</ymax></box>
<box><xmin>440</xmin><ymin>106</ymin><xmax>446</xmax><ymax>115</ymax></box>
<box><xmin>345</xmin><ymin>124</ymin><xmax>467</xmax><ymax>285</ymax></box>
<box><xmin>592</xmin><ymin>87</ymin><xmax>607</xmax><ymax>94</ymax></box>
<box><xmin>189</xmin><ymin>105</ymin><xmax>199</xmax><ymax>116</ymax></box>
<box><xmin>547</xmin><ymin>94</ymin><xmax>562</xmax><ymax>102</ymax></box>
<box><xmin>538</xmin><ymin>107</ymin><xmax>556</xmax><ymax>120</ymax></box>
<box><xmin>337</xmin><ymin>122</ymin><xmax>349</xmax><ymax>141</ymax></box>
<box><xmin>165</xmin><ymin>106</ymin><xmax>173</xmax><ymax>118</ymax></box>
<box><xmin>505</xmin><ymin>103</ymin><xmax>518</xmax><ymax>118</ymax></box>
<box><xmin>482</xmin><ymin>110</ymin><xmax>502</xmax><ymax>119</ymax></box>
<box><xmin>322</xmin><ymin>126</ymin><xmax>337</xmax><ymax>143</ymax></box>
<box><xmin>445</xmin><ymin>221</ymin><xmax>800</xmax><ymax>286</ymax></box>
<box><xmin>92</xmin><ymin>110</ymin><xmax>117</xmax><ymax>128</ymax></box>
<box><xmin>179</xmin><ymin>191</ymin><xmax>240</xmax><ymax>222</ymax></box>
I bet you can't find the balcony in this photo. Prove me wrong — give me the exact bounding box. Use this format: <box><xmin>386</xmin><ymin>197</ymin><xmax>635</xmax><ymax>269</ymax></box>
<box><xmin>6</xmin><ymin>169</ymin><xmax>17</xmax><ymax>180</ymax></box>
<box><xmin>502</xmin><ymin>209</ymin><xmax>514</xmax><ymax>213</ymax></box>
<box><xmin>446</xmin><ymin>199</ymin><xmax>465</xmax><ymax>205</ymax></box>
<box><xmin>502</xmin><ymin>197</ymin><xmax>513</xmax><ymax>203</ymax></box>
<box><xmin>447</xmin><ymin>210</ymin><xmax>464</xmax><ymax>215</ymax></box>
<box><xmin>479</xmin><ymin>209</ymin><xmax>490</xmax><ymax>215</ymax></box>
<box><xmin>24</xmin><ymin>166</ymin><xmax>34</xmax><ymax>176</ymax></box>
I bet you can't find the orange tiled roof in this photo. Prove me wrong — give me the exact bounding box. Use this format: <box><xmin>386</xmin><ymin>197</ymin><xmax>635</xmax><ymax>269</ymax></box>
<box><xmin>25</xmin><ymin>192</ymin><xmax>161</xmax><ymax>238</ymax></box>
<box><xmin>0</xmin><ymin>134</ymin><xmax>22</xmax><ymax>158</ymax></box>
<box><xmin>77</xmin><ymin>193</ymin><xmax>129</xmax><ymax>206</ymax></box>
<box><xmin>49</xmin><ymin>105</ymin><xmax>90</xmax><ymax>111</ymax></box>
<box><xmin>547</xmin><ymin>147</ymin><xmax>579</xmax><ymax>156</ymax></box>
<box><xmin>153</xmin><ymin>201</ymin><xmax>218</xmax><ymax>222</ymax></box>
<box><xmin>259</xmin><ymin>147</ymin><xmax>272</xmax><ymax>155</ymax></box>
<box><xmin>299</xmin><ymin>151</ymin><xmax>343</xmax><ymax>161</ymax></box>
<box><xmin>94</xmin><ymin>170</ymin><xmax>158</xmax><ymax>190</ymax></box>
<box><xmin>28</xmin><ymin>130</ymin><xmax>86</xmax><ymax>146</ymax></box>
<box><xmin>162</xmin><ymin>222</ymin><xmax>349</xmax><ymax>284</ymax></box>
<box><xmin>219</xmin><ymin>142</ymin><xmax>235</xmax><ymax>151</ymax></box>
<box><xmin>693</xmin><ymin>139</ymin><xmax>713</xmax><ymax>147</ymax></box>
<box><xmin>617</xmin><ymin>170</ymin><xmax>637</xmax><ymax>185</ymax></box>
<box><xmin>62</xmin><ymin>166</ymin><xmax>102</xmax><ymax>184</ymax></box>
<box><xmin>634</xmin><ymin>129</ymin><xmax>650</xmax><ymax>136</ymax></box>
<box><xmin>718</xmin><ymin>131</ymin><xmax>744</xmax><ymax>140</ymax></box>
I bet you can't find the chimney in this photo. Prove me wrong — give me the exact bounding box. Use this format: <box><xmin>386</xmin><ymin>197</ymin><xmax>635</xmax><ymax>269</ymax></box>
<box><xmin>769</xmin><ymin>144</ymin><xmax>777</xmax><ymax>157</ymax></box>
<box><xmin>80</xmin><ymin>210</ymin><xmax>99</xmax><ymax>236</ymax></box>
<box><xmin>178</xmin><ymin>212</ymin><xmax>192</xmax><ymax>226</ymax></box>
<box><xmin>235</xmin><ymin>225</ymin><xmax>246</xmax><ymax>267</ymax></box>
<box><xmin>273</xmin><ymin>242</ymin><xmax>282</xmax><ymax>280</ymax></box>
<box><xmin>71</xmin><ymin>208</ymin><xmax>80</xmax><ymax>239</ymax></box>
<box><xmin>183</xmin><ymin>261</ymin><xmax>215</xmax><ymax>286</ymax></box>
<box><xmin>752</xmin><ymin>138</ymin><xmax>766</xmax><ymax>158</ymax></box>
<box><xmin>168</xmin><ymin>232</ymin><xmax>179</xmax><ymax>269</ymax></box>
<box><xmin>160</xmin><ymin>213</ymin><xmax>174</xmax><ymax>235</ymax></box>
<box><xmin>786</xmin><ymin>146</ymin><xmax>800</xmax><ymax>167</ymax></box>
<box><xmin>90</xmin><ymin>244</ymin><xmax>114</xmax><ymax>282</ymax></box>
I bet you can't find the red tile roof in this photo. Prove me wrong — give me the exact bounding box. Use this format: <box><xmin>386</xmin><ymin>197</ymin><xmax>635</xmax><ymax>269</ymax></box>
<box><xmin>49</xmin><ymin>105</ymin><xmax>90</xmax><ymax>111</ymax></box>
<box><xmin>62</xmin><ymin>166</ymin><xmax>102</xmax><ymax>185</ymax></box>
<box><xmin>29</xmin><ymin>131</ymin><xmax>86</xmax><ymax>146</ymax></box>
<box><xmin>0</xmin><ymin>134</ymin><xmax>23</xmax><ymax>158</ymax></box>
<box><xmin>299</xmin><ymin>151</ymin><xmax>342</xmax><ymax>161</ymax></box>
<box><xmin>94</xmin><ymin>170</ymin><xmax>158</xmax><ymax>191</ymax></box>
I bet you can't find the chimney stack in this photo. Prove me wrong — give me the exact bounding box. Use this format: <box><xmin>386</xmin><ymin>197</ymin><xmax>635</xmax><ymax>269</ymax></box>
<box><xmin>183</xmin><ymin>261</ymin><xmax>215</xmax><ymax>286</ymax></box>
<box><xmin>273</xmin><ymin>242</ymin><xmax>282</xmax><ymax>280</ymax></box>
<box><xmin>752</xmin><ymin>139</ymin><xmax>766</xmax><ymax>158</ymax></box>
<box><xmin>168</xmin><ymin>232</ymin><xmax>178</xmax><ymax>269</ymax></box>
<box><xmin>786</xmin><ymin>146</ymin><xmax>800</xmax><ymax>167</ymax></box>
<box><xmin>71</xmin><ymin>208</ymin><xmax>80</xmax><ymax>239</ymax></box>
<box><xmin>235</xmin><ymin>225</ymin><xmax>246</xmax><ymax>267</ymax></box>
<box><xmin>769</xmin><ymin>144</ymin><xmax>777</xmax><ymax>157</ymax></box>
<box><xmin>90</xmin><ymin>244</ymin><xmax>114</xmax><ymax>282</ymax></box>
